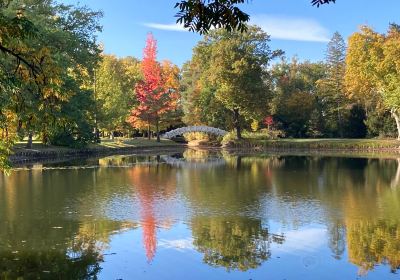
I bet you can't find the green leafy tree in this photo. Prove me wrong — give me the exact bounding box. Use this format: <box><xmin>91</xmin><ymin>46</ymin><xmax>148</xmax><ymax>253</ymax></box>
<box><xmin>197</xmin><ymin>25</ymin><xmax>281</xmax><ymax>139</ymax></box>
<box><xmin>95</xmin><ymin>55</ymin><xmax>141</xmax><ymax>137</ymax></box>
<box><xmin>272</xmin><ymin>58</ymin><xmax>326</xmax><ymax>137</ymax></box>
<box><xmin>180</xmin><ymin>48</ymin><xmax>231</xmax><ymax>129</ymax></box>
<box><xmin>0</xmin><ymin>0</ymin><xmax>102</xmax><ymax>147</ymax></box>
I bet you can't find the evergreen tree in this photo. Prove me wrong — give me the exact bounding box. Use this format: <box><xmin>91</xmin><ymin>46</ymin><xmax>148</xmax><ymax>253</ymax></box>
<box><xmin>317</xmin><ymin>32</ymin><xmax>347</xmax><ymax>137</ymax></box>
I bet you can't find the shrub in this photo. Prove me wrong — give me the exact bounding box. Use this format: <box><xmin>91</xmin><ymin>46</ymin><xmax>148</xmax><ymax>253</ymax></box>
<box><xmin>0</xmin><ymin>139</ymin><xmax>13</xmax><ymax>173</ymax></box>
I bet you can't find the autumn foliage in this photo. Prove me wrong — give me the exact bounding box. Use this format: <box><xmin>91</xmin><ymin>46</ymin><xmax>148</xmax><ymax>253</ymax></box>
<box><xmin>128</xmin><ymin>34</ymin><xmax>179</xmax><ymax>141</ymax></box>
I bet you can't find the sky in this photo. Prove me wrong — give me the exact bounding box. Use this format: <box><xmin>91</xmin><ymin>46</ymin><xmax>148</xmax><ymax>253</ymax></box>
<box><xmin>62</xmin><ymin>0</ymin><xmax>400</xmax><ymax>66</ymax></box>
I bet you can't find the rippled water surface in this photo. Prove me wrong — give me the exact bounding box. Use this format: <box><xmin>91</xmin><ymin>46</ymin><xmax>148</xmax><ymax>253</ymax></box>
<box><xmin>1</xmin><ymin>149</ymin><xmax>400</xmax><ymax>279</ymax></box>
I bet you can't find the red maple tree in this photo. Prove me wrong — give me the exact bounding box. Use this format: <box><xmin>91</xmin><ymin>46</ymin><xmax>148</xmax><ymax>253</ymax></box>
<box><xmin>264</xmin><ymin>116</ymin><xmax>274</xmax><ymax>130</ymax></box>
<box><xmin>128</xmin><ymin>33</ymin><xmax>178</xmax><ymax>142</ymax></box>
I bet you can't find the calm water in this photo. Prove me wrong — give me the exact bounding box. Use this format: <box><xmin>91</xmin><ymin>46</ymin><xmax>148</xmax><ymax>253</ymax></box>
<box><xmin>1</xmin><ymin>149</ymin><xmax>400</xmax><ymax>279</ymax></box>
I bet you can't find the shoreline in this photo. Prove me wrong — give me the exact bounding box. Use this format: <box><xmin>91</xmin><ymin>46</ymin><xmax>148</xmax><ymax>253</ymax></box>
<box><xmin>9</xmin><ymin>138</ymin><xmax>400</xmax><ymax>166</ymax></box>
<box><xmin>9</xmin><ymin>144</ymin><xmax>186</xmax><ymax>165</ymax></box>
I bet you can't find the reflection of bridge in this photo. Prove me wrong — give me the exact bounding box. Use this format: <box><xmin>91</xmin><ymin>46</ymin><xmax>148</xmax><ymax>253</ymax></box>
<box><xmin>161</xmin><ymin>155</ymin><xmax>226</xmax><ymax>169</ymax></box>
<box><xmin>161</xmin><ymin>126</ymin><xmax>228</xmax><ymax>139</ymax></box>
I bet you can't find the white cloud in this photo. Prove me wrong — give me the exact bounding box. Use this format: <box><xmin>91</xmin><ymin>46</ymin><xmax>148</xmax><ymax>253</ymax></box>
<box><xmin>142</xmin><ymin>15</ymin><xmax>330</xmax><ymax>43</ymax></box>
<box><xmin>158</xmin><ymin>238</ymin><xmax>194</xmax><ymax>252</ymax></box>
<box><xmin>142</xmin><ymin>22</ymin><xmax>187</xmax><ymax>32</ymax></box>
<box><xmin>251</xmin><ymin>15</ymin><xmax>330</xmax><ymax>42</ymax></box>
<box><xmin>273</xmin><ymin>228</ymin><xmax>327</xmax><ymax>254</ymax></box>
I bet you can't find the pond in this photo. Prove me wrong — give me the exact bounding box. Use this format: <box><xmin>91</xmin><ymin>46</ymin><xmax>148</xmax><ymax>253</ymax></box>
<box><xmin>1</xmin><ymin>149</ymin><xmax>400</xmax><ymax>279</ymax></box>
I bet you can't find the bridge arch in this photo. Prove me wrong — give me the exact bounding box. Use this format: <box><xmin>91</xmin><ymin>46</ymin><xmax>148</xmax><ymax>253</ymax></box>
<box><xmin>161</xmin><ymin>126</ymin><xmax>228</xmax><ymax>139</ymax></box>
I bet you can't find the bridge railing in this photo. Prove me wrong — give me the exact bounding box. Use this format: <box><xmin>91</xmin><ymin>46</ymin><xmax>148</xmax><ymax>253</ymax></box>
<box><xmin>161</xmin><ymin>126</ymin><xmax>228</xmax><ymax>139</ymax></box>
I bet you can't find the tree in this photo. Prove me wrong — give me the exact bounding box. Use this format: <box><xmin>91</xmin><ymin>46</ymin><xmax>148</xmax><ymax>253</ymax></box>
<box><xmin>345</xmin><ymin>24</ymin><xmax>400</xmax><ymax>139</ymax></box>
<box><xmin>128</xmin><ymin>34</ymin><xmax>180</xmax><ymax>142</ymax></box>
<box><xmin>345</xmin><ymin>26</ymin><xmax>383</xmax><ymax>115</ymax></box>
<box><xmin>174</xmin><ymin>0</ymin><xmax>335</xmax><ymax>34</ymax></box>
<box><xmin>317</xmin><ymin>32</ymin><xmax>347</xmax><ymax>137</ymax></box>
<box><xmin>272</xmin><ymin>58</ymin><xmax>327</xmax><ymax>137</ymax></box>
<box><xmin>379</xmin><ymin>24</ymin><xmax>400</xmax><ymax>139</ymax></box>
<box><xmin>180</xmin><ymin>44</ymin><xmax>232</xmax><ymax>130</ymax></box>
<box><xmin>95</xmin><ymin>55</ymin><xmax>141</xmax><ymax>137</ymax></box>
<box><xmin>198</xmin><ymin>25</ymin><xmax>281</xmax><ymax>139</ymax></box>
<box><xmin>0</xmin><ymin>0</ymin><xmax>103</xmax><ymax>147</ymax></box>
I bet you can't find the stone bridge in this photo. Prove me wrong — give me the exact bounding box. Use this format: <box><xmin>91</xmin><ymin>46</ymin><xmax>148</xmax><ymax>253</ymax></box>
<box><xmin>161</xmin><ymin>126</ymin><xmax>228</xmax><ymax>139</ymax></box>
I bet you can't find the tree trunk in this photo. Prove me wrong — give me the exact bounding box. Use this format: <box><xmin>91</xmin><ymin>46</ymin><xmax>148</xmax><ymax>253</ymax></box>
<box><xmin>17</xmin><ymin>119</ymin><xmax>23</xmax><ymax>136</ymax></box>
<box><xmin>147</xmin><ymin>122</ymin><xmax>151</xmax><ymax>140</ymax></box>
<box><xmin>26</xmin><ymin>132</ymin><xmax>33</xmax><ymax>149</ymax></box>
<box><xmin>391</xmin><ymin>109</ymin><xmax>400</xmax><ymax>140</ymax></box>
<box><xmin>42</xmin><ymin>131</ymin><xmax>48</xmax><ymax>145</ymax></box>
<box><xmin>233</xmin><ymin>108</ymin><xmax>241</xmax><ymax>140</ymax></box>
<box><xmin>156</xmin><ymin>119</ymin><xmax>160</xmax><ymax>142</ymax></box>
<box><xmin>337</xmin><ymin>101</ymin><xmax>343</xmax><ymax>138</ymax></box>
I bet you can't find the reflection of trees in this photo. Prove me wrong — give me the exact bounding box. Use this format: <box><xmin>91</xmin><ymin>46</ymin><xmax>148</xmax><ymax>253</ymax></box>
<box><xmin>327</xmin><ymin>221</ymin><xmax>346</xmax><ymax>260</ymax></box>
<box><xmin>0</xmin><ymin>168</ymin><xmax>137</xmax><ymax>278</ymax></box>
<box><xmin>129</xmin><ymin>164</ymin><xmax>177</xmax><ymax>262</ymax></box>
<box><xmin>183</xmin><ymin>149</ymin><xmax>212</xmax><ymax>161</ymax></box>
<box><xmin>0</xmin><ymin>248</ymin><xmax>101</xmax><ymax>279</ymax></box>
<box><xmin>180</xmin><ymin>154</ymin><xmax>285</xmax><ymax>270</ymax></box>
<box><xmin>391</xmin><ymin>158</ymin><xmax>400</xmax><ymax>188</ymax></box>
<box><xmin>218</xmin><ymin>155</ymin><xmax>400</xmax><ymax>272</ymax></box>
<box><xmin>0</xmin><ymin>219</ymin><xmax>128</xmax><ymax>279</ymax></box>
<box><xmin>191</xmin><ymin>216</ymin><xmax>284</xmax><ymax>271</ymax></box>
<box><xmin>346</xmin><ymin>220</ymin><xmax>400</xmax><ymax>274</ymax></box>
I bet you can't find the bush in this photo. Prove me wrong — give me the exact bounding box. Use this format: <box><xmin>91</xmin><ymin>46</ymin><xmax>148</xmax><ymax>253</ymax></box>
<box><xmin>221</xmin><ymin>130</ymin><xmax>238</xmax><ymax>145</ymax></box>
<box><xmin>0</xmin><ymin>139</ymin><xmax>12</xmax><ymax>173</ymax></box>
<box><xmin>49</xmin><ymin>125</ymin><xmax>94</xmax><ymax>149</ymax></box>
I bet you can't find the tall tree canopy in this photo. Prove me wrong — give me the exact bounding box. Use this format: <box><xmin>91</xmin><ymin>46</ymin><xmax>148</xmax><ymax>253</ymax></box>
<box><xmin>0</xmin><ymin>0</ymin><xmax>103</xmax><ymax>148</ymax></box>
<box><xmin>128</xmin><ymin>34</ymin><xmax>180</xmax><ymax>142</ymax></box>
<box><xmin>182</xmin><ymin>25</ymin><xmax>281</xmax><ymax>139</ymax></box>
<box><xmin>345</xmin><ymin>24</ymin><xmax>400</xmax><ymax>139</ymax></box>
<box><xmin>272</xmin><ymin>58</ymin><xmax>326</xmax><ymax>138</ymax></box>
<box><xmin>95</xmin><ymin>55</ymin><xmax>141</xmax><ymax>137</ymax></box>
<box><xmin>316</xmin><ymin>32</ymin><xmax>347</xmax><ymax>137</ymax></box>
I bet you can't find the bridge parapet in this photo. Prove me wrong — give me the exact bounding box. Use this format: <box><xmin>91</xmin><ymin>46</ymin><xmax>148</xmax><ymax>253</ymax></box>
<box><xmin>161</xmin><ymin>126</ymin><xmax>228</xmax><ymax>139</ymax></box>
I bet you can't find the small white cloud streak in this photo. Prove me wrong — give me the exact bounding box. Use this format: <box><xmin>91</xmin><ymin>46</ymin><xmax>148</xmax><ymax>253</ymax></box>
<box><xmin>272</xmin><ymin>228</ymin><xmax>327</xmax><ymax>255</ymax></box>
<box><xmin>142</xmin><ymin>15</ymin><xmax>330</xmax><ymax>43</ymax></box>
<box><xmin>143</xmin><ymin>22</ymin><xmax>187</xmax><ymax>32</ymax></box>
<box><xmin>251</xmin><ymin>15</ymin><xmax>330</xmax><ymax>42</ymax></box>
<box><xmin>158</xmin><ymin>238</ymin><xmax>194</xmax><ymax>252</ymax></box>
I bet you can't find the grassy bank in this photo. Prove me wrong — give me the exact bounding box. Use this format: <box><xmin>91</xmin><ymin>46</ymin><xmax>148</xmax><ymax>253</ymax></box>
<box><xmin>224</xmin><ymin>138</ymin><xmax>400</xmax><ymax>152</ymax></box>
<box><xmin>10</xmin><ymin>138</ymin><xmax>184</xmax><ymax>163</ymax></box>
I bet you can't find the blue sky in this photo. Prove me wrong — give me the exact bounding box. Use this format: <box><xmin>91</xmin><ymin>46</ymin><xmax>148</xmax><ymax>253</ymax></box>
<box><xmin>62</xmin><ymin>0</ymin><xmax>400</xmax><ymax>66</ymax></box>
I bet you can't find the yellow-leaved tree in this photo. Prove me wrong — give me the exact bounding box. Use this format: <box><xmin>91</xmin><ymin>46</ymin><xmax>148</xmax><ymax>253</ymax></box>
<box><xmin>345</xmin><ymin>24</ymin><xmax>400</xmax><ymax>139</ymax></box>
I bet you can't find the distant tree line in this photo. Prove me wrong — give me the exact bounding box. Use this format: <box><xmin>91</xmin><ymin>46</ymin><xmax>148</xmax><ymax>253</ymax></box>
<box><xmin>181</xmin><ymin>25</ymin><xmax>400</xmax><ymax>139</ymax></box>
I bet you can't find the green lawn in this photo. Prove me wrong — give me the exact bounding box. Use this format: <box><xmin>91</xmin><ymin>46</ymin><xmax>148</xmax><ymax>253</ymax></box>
<box><xmin>13</xmin><ymin>138</ymin><xmax>179</xmax><ymax>153</ymax></box>
<box><xmin>225</xmin><ymin>137</ymin><xmax>400</xmax><ymax>150</ymax></box>
<box><xmin>93</xmin><ymin>137</ymin><xmax>179</xmax><ymax>149</ymax></box>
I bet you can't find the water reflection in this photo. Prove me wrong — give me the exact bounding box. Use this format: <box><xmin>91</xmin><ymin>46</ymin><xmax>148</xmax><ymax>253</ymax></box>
<box><xmin>128</xmin><ymin>162</ymin><xmax>177</xmax><ymax>262</ymax></box>
<box><xmin>192</xmin><ymin>216</ymin><xmax>284</xmax><ymax>271</ymax></box>
<box><xmin>346</xmin><ymin>220</ymin><xmax>400</xmax><ymax>275</ymax></box>
<box><xmin>1</xmin><ymin>151</ymin><xmax>400</xmax><ymax>278</ymax></box>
